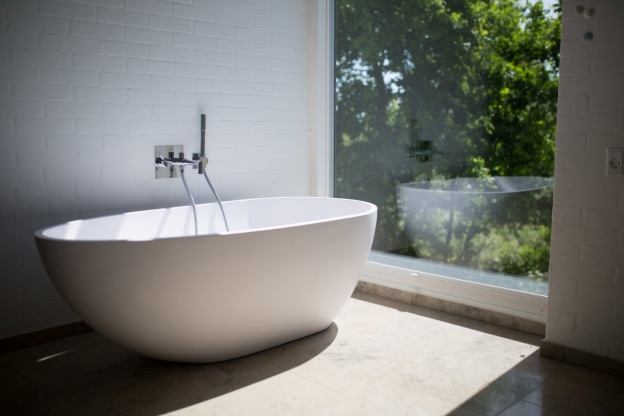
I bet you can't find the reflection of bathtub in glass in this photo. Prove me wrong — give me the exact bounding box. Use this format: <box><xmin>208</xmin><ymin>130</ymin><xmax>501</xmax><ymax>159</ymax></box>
<box><xmin>396</xmin><ymin>176</ymin><xmax>554</xmax><ymax>276</ymax></box>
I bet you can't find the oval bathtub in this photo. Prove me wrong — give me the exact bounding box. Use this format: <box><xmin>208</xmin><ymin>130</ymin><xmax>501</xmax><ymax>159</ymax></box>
<box><xmin>35</xmin><ymin>197</ymin><xmax>377</xmax><ymax>363</ymax></box>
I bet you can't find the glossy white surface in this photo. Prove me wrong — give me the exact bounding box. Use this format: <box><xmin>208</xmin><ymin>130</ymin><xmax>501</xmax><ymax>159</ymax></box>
<box><xmin>34</xmin><ymin>198</ymin><xmax>377</xmax><ymax>363</ymax></box>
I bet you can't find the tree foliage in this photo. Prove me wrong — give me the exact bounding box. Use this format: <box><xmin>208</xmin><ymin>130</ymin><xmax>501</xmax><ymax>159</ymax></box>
<box><xmin>334</xmin><ymin>0</ymin><xmax>561</xmax><ymax>278</ymax></box>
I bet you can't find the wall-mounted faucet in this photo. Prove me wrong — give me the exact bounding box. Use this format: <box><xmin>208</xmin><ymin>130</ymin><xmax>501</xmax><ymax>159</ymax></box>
<box><xmin>154</xmin><ymin>145</ymin><xmax>199</xmax><ymax>178</ymax></box>
<box><xmin>154</xmin><ymin>114</ymin><xmax>210</xmax><ymax>178</ymax></box>
<box><xmin>155</xmin><ymin>150</ymin><xmax>198</xmax><ymax>169</ymax></box>
<box><xmin>153</xmin><ymin>114</ymin><xmax>230</xmax><ymax>232</ymax></box>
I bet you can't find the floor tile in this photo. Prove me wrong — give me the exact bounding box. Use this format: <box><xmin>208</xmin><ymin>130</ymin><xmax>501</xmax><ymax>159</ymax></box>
<box><xmin>522</xmin><ymin>363</ymin><xmax>624</xmax><ymax>416</ymax></box>
<box><xmin>1</xmin><ymin>291</ymin><xmax>622</xmax><ymax>416</ymax></box>
<box><xmin>498</xmin><ymin>399</ymin><xmax>543</xmax><ymax>416</ymax></box>
<box><xmin>449</xmin><ymin>367</ymin><xmax>543</xmax><ymax>415</ymax></box>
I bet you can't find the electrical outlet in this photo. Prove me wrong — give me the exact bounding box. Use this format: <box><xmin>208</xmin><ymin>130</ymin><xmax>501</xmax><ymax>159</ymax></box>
<box><xmin>606</xmin><ymin>148</ymin><xmax>624</xmax><ymax>174</ymax></box>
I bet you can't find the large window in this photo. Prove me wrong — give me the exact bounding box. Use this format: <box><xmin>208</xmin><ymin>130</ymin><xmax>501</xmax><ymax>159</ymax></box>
<box><xmin>333</xmin><ymin>0</ymin><xmax>561</xmax><ymax>297</ymax></box>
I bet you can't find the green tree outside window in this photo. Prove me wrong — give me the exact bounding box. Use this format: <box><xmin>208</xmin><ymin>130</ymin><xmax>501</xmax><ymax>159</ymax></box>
<box><xmin>334</xmin><ymin>0</ymin><xmax>561</xmax><ymax>281</ymax></box>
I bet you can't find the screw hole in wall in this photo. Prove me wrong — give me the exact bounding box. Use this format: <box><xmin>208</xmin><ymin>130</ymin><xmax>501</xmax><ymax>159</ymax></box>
<box><xmin>574</xmin><ymin>4</ymin><xmax>596</xmax><ymax>18</ymax></box>
<box><xmin>574</xmin><ymin>4</ymin><xmax>596</xmax><ymax>42</ymax></box>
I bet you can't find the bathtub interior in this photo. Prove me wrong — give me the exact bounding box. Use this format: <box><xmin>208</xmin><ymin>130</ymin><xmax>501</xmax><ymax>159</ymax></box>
<box><xmin>38</xmin><ymin>197</ymin><xmax>375</xmax><ymax>241</ymax></box>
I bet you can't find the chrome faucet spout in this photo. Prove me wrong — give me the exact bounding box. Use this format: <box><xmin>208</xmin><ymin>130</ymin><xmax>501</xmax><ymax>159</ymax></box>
<box><xmin>156</xmin><ymin>154</ymin><xmax>199</xmax><ymax>169</ymax></box>
<box><xmin>180</xmin><ymin>166</ymin><xmax>198</xmax><ymax>236</ymax></box>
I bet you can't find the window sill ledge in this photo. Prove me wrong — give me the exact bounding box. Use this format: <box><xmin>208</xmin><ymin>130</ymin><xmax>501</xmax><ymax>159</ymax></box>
<box><xmin>359</xmin><ymin>259</ymin><xmax>548</xmax><ymax>337</ymax></box>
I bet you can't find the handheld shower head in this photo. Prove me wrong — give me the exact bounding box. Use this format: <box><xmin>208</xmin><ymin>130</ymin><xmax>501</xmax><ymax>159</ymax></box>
<box><xmin>199</xmin><ymin>113</ymin><xmax>206</xmax><ymax>174</ymax></box>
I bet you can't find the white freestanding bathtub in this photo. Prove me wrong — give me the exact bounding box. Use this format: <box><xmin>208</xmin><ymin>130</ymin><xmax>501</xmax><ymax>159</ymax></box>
<box><xmin>35</xmin><ymin>197</ymin><xmax>377</xmax><ymax>363</ymax></box>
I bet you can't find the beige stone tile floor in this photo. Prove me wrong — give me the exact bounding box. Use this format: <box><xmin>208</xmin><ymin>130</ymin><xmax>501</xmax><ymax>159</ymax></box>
<box><xmin>1</xmin><ymin>290</ymin><xmax>624</xmax><ymax>415</ymax></box>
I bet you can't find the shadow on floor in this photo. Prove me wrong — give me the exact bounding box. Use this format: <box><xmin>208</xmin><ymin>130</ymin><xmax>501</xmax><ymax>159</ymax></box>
<box><xmin>1</xmin><ymin>323</ymin><xmax>338</xmax><ymax>415</ymax></box>
<box><xmin>448</xmin><ymin>348</ymin><xmax>624</xmax><ymax>416</ymax></box>
<box><xmin>448</xmin><ymin>350</ymin><xmax>551</xmax><ymax>416</ymax></box>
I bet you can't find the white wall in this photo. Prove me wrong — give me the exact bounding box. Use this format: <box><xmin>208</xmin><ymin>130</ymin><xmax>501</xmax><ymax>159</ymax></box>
<box><xmin>0</xmin><ymin>0</ymin><xmax>312</xmax><ymax>338</ymax></box>
<box><xmin>547</xmin><ymin>0</ymin><xmax>624</xmax><ymax>362</ymax></box>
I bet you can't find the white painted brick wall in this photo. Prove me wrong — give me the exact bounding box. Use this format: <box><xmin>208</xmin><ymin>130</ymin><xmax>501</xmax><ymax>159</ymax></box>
<box><xmin>0</xmin><ymin>0</ymin><xmax>312</xmax><ymax>338</ymax></box>
<box><xmin>547</xmin><ymin>0</ymin><xmax>624</xmax><ymax>362</ymax></box>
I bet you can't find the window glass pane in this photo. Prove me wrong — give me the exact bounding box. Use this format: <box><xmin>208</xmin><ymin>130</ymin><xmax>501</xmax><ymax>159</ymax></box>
<box><xmin>334</xmin><ymin>0</ymin><xmax>560</xmax><ymax>293</ymax></box>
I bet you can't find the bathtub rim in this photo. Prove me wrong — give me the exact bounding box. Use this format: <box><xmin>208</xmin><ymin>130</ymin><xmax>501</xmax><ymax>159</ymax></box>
<box><xmin>34</xmin><ymin>196</ymin><xmax>378</xmax><ymax>243</ymax></box>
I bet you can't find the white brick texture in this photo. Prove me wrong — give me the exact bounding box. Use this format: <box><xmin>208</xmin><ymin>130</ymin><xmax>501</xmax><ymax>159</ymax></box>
<box><xmin>0</xmin><ymin>0</ymin><xmax>311</xmax><ymax>338</ymax></box>
<box><xmin>547</xmin><ymin>0</ymin><xmax>624</xmax><ymax>362</ymax></box>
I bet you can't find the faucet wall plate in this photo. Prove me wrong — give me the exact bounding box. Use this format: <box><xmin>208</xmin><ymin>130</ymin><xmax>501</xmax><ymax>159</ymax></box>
<box><xmin>155</xmin><ymin>145</ymin><xmax>183</xmax><ymax>179</ymax></box>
